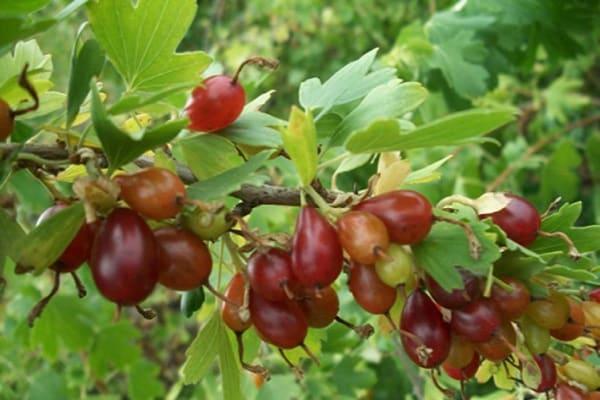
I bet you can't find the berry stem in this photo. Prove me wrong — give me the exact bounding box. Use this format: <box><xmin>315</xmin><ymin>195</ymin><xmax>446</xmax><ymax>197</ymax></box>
<box><xmin>300</xmin><ymin>342</ymin><xmax>320</xmax><ymax>366</ymax></box>
<box><xmin>303</xmin><ymin>184</ymin><xmax>345</xmax><ymax>220</ymax></box>
<box><xmin>11</xmin><ymin>64</ymin><xmax>39</xmax><ymax>117</ymax></box>
<box><xmin>538</xmin><ymin>230</ymin><xmax>581</xmax><ymax>260</ymax></box>
<box><xmin>134</xmin><ymin>305</ymin><xmax>157</xmax><ymax>320</ymax></box>
<box><xmin>223</xmin><ymin>234</ymin><xmax>247</xmax><ymax>274</ymax></box>
<box><xmin>434</xmin><ymin>215</ymin><xmax>482</xmax><ymax>260</ymax></box>
<box><xmin>28</xmin><ymin>270</ymin><xmax>61</xmax><ymax>327</ymax></box>
<box><xmin>278</xmin><ymin>348</ymin><xmax>303</xmax><ymax>381</ymax></box>
<box><xmin>232</xmin><ymin>56</ymin><xmax>279</xmax><ymax>85</ymax></box>
<box><xmin>492</xmin><ymin>276</ymin><xmax>514</xmax><ymax>293</ymax></box>
<box><xmin>235</xmin><ymin>332</ymin><xmax>269</xmax><ymax>377</ymax></box>
<box><xmin>541</xmin><ymin>197</ymin><xmax>562</xmax><ymax>219</ymax></box>
<box><xmin>430</xmin><ymin>369</ymin><xmax>456</xmax><ymax>398</ymax></box>
<box><xmin>334</xmin><ymin>316</ymin><xmax>374</xmax><ymax>339</ymax></box>
<box><xmin>204</xmin><ymin>281</ymin><xmax>239</xmax><ymax>307</ymax></box>
<box><xmin>70</xmin><ymin>272</ymin><xmax>87</xmax><ymax>298</ymax></box>
<box><xmin>484</xmin><ymin>264</ymin><xmax>495</xmax><ymax>298</ymax></box>
<box><xmin>436</xmin><ymin>194</ymin><xmax>478</xmax><ymax>212</ymax></box>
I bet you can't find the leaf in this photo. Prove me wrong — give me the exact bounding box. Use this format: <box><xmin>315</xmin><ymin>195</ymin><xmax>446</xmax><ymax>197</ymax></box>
<box><xmin>153</xmin><ymin>148</ymin><xmax>176</xmax><ymax>173</ymax></box>
<box><xmin>332</xmin><ymin>153</ymin><xmax>372</xmax><ymax>188</ymax></box>
<box><xmin>17</xmin><ymin>202</ymin><xmax>85</xmax><ymax>274</ymax></box>
<box><xmin>404</xmin><ymin>155</ymin><xmax>452</xmax><ymax>185</ymax></box>
<box><xmin>127</xmin><ymin>360</ymin><xmax>165</xmax><ymax>400</ymax></box>
<box><xmin>412</xmin><ymin>208</ymin><xmax>502</xmax><ymax>291</ymax></box>
<box><xmin>545</xmin><ymin>266</ymin><xmax>597</xmax><ymax>281</ymax></box>
<box><xmin>330</xmin><ymin>81</ymin><xmax>427</xmax><ymax>147</ymax></box>
<box><xmin>374</xmin><ymin>160</ymin><xmax>410</xmax><ymax>195</ymax></box>
<box><xmin>87</xmin><ymin>0</ymin><xmax>211</xmax><ymax>93</ymax></box>
<box><xmin>180</xmin><ymin>287</ymin><xmax>205</xmax><ymax>318</ymax></box>
<box><xmin>346</xmin><ymin>108</ymin><xmax>515</xmax><ymax>153</ymax></box>
<box><xmin>178</xmin><ymin>134</ymin><xmax>243</xmax><ymax>180</ymax></box>
<box><xmin>108</xmin><ymin>83</ymin><xmax>193</xmax><ymax>115</ymax></box>
<box><xmin>90</xmin><ymin>83</ymin><xmax>187</xmax><ymax>172</ymax></box>
<box><xmin>89</xmin><ymin>321</ymin><xmax>142</xmax><ymax>376</ymax></box>
<box><xmin>218</xmin><ymin>326</ymin><xmax>243</xmax><ymax>400</ymax></box>
<box><xmin>280</xmin><ymin>107</ymin><xmax>318</xmax><ymax>187</ymax></box>
<box><xmin>219</xmin><ymin>111</ymin><xmax>284</xmax><ymax>148</ymax></box>
<box><xmin>27</xmin><ymin>369</ymin><xmax>69</xmax><ymax>400</ymax></box>
<box><xmin>0</xmin><ymin>209</ymin><xmax>25</xmax><ymax>261</ymax></box>
<box><xmin>181</xmin><ymin>313</ymin><xmax>220</xmax><ymax>384</ymax></box>
<box><xmin>66</xmin><ymin>38</ymin><xmax>105</xmax><ymax>127</ymax></box>
<box><xmin>0</xmin><ymin>0</ymin><xmax>52</xmax><ymax>15</ymax></box>
<box><xmin>540</xmin><ymin>140</ymin><xmax>582</xmax><ymax>203</ymax></box>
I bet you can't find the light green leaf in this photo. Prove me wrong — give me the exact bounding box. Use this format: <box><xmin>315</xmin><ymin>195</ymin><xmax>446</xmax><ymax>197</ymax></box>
<box><xmin>89</xmin><ymin>321</ymin><xmax>142</xmax><ymax>376</ymax></box>
<box><xmin>182</xmin><ymin>312</ymin><xmax>220</xmax><ymax>384</ymax></box>
<box><xmin>218</xmin><ymin>325</ymin><xmax>242</xmax><ymax>400</ymax></box>
<box><xmin>17</xmin><ymin>202</ymin><xmax>85</xmax><ymax>274</ymax></box>
<box><xmin>90</xmin><ymin>83</ymin><xmax>187</xmax><ymax>172</ymax></box>
<box><xmin>178</xmin><ymin>134</ymin><xmax>243</xmax><ymax>180</ymax></box>
<box><xmin>108</xmin><ymin>83</ymin><xmax>193</xmax><ymax>115</ymax></box>
<box><xmin>0</xmin><ymin>0</ymin><xmax>52</xmax><ymax>15</ymax></box>
<box><xmin>87</xmin><ymin>0</ymin><xmax>211</xmax><ymax>93</ymax></box>
<box><xmin>186</xmin><ymin>151</ymin><xmax>273</xmax><ymax>202</ymax></box>
<box><xmin>330</xmin><ymin>81</ymin><xmax>427</xmax><ymax>147</ymax></box>
<box><xmin>280</xmin><ymin>107</ymin><xmax>318</xmax><ymax>186</ymax></box>
<box><xmin>346</xmin><ymin>108</ymin><xmax>515</xmax><ymax>153</ymax></box>
<box><xmin>219</xmin><ymin>111</ymin><xmax>284</xmax><ymax>148</ymax></box>
<box><xmin>404</xmin><ymin>155</ymin><xmax>452</xmax><ymax>184</ymax></box>
<box><xmin>153</xmin><ymin>148</ymin><xmax>176</xmax><ymax>173</ymax></box>
<box><xmin>0</xmin><ymin>40</ymin><xmax>52</xmax><ymax>103</ymax></box>
<box><xmin>0</xmin><ymin>208</ymin><xmax>25</xmax><ymax>261</ymax></box>
<box><xmin>127</xmin><ymin>360</ymin><xmax>165</xmax><ymax>400</ymax></box>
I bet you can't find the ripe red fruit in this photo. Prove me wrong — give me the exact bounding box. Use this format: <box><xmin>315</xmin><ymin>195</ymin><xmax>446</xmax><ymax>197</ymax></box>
<box><xmin>349</xmin><ymin>262</ymin><xmax>397</xmax><ymax>314</ymax></box>
<box><xmin>37</xmin><ymin>204</ymin><xmax>94</xmax><ymax>273</ymax></box>
<box><xmin>154</xmin><ymin>227</ymin><xmax>212</xmax><ymax>291</ymax></box>
<box><xmin>337</xmin><ymin>211</ymin><xmax>389</xmax><ymax>265</ymax></box>
<box><xmin>443</xmin><ymin>353</ymin><xmax>480</xmax><ymax>381</ymax></box>
<box><xmin>451</xmin><ymin>299</ymin><xmax>501</xmax><ymax>343</ymax></box>
<box><xmin>90</xmin><ymin>208</ymin><xmax>159</xmax><ymax>305</ymax></box>
<box><xmin>590</xmin><ymin>288</ymin><xmax>600</xmax><ymax>303</ymax></box>
<box><xmin>556</xmin><ymin>383</ymin><xmax>586</xmax><ymax>400</ymax></box>
<box><xmin>114</xmin><ymin>167</ymin><xmax>185</xmax><ymax>220</ymax></box>
<box><xmin>479</xmin><ymin>193</ymin><xmax>541</xmax><ymax>246</ymax></box>
<box><xmin>298</xmin><ymin>286</ymin><xmax>339</xmax><ymax>328</ymax></box>
<box><xmin>354</xmin><ymin>190</ymin><xmax>433</xmax><ymax>245</ymax></box>
<box><xmin>221</xmin><ymin>273</ymin><xmax>251</xmax><ymax>333</ymax></box>
<box><xmin>425</xmin><ymin>270</ymin><xmax>481</xmax><ymax>309</ymax></box>
<box><xmin>249</xmin><ymin>290</ymin><xmax>307</xmax><ymax>349</ymax></box>
<box><xmin>400</xmin><ymin>289</ymin><xmax>451</xmax><ymax>368</ymax></box>
<box><xmin>248</xmin><ymin>248</ymin><xmax>296</xmax><ymax>302</ymax></box>
<box><xmin>476</xmin><ymin>321</ymin><xmax>516</xmax><ymax>362</ymax></box>
<box><xmin>551</xmin><ymin>298</ymin><xmax>585</xmax><ymax>341</ymax></box>
<box><xmin>490</xmin><ymin>277</ymin><xmax>530</xmax><ymax>320</ymax></box>
<box><xmin>291</xmin><ymin>207</ymin><xmax>343</xmax><ymax>288</ymax></box>
<box><xmin>446</xmin><ymin>335</ymin><xmax>476</xmax><ymax>369</ymax></box>
<box><xmin>0</xmin><ymin>99</ymin><xmax>14</xmax><ymax>141</ymax></box>
<box><xmin>534</xmin><ymin>354</ymin><xmax>557</xmax><ymax>392</ymax></box>
<box><xmin>186</xmin><ymin>75</ymin><xmax>245</xmax><ymax>132</ymax></box>
<box><xmin>527</xmin><ymin>291</ymin><xmax>570</xmax><ymax>330</ymax></box>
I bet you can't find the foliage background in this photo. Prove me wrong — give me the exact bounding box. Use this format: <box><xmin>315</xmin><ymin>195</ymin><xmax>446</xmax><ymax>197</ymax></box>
<box><xmin>0</xmin><ymin>0</ymin><xmax>599</xmax><ymax>399</ymax></box>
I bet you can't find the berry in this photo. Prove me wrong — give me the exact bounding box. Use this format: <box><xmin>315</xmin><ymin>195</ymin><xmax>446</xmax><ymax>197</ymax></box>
<box><xmin>186</xmin><ymin>75</ymin><xmax>245</xmax><ymax>132</ymax></box>
<box><xmin>490</xmin><ymin>277</ymin><xmax>530</xmax><ymax>320</ymax></box>
<box><xmin>446</xmin><ymin>335</ymin><xmax>476</xmax><ymax>369</ymax></box>
<box><xmin>451</xmin><ymin>299</ymin><xmax>501</xmax><ymax>343</ymax></box>
<box><xmin>425</xmin><ymin>270</ymin><xmax>481</xmax><ymax>310</ymax></box>
<box><xmin>583</xmin><ymin>301</ymin><xmax>600</xmax><ymax>338</ymax></box>
<box><xmin>521</xmin><ymin>316</ymin><xmax>551</xmax><ymax>354</ymax></box>
<box><xmin>181</xmin><ymin>206</ymin><xmax>232</xmax><ymax>241</ymax></box>
<box><xmin>37</xmin><ymin>204</ymin><xmax>94</xmax><ymax>273</ymax></box>
<box><xmin>400</xmin><ymin>289</ymin><xmax>451</xmax><ymax>368</ymax></box>
<box><xmin>556</xmin><ymin>383</ymin><xmax>586</xmax><ymax>400</ymax></box>
<box><xmin>154</xmin><ymin>227</ymin><xmax>212</xmax><ymax>291</ymax></box>
<box><xmin>526</xmin><ymin>291</ymin><xmax>570</xmax><ymax>330</ymax></box>
<box><xmin>590</xmin><ymin>288</ymin><xmax>600</xmax><ymax>303</ymax></box>
<box><xmin>0</xmin><ymin>99</ymin><xmax>14</xmax><ymax>141</ymax></box>
<box><xmin>354</xmin><ymin>190</ymin><xmax>433</xmax><ymax>245</ymax></box>
<box><xmin>443</xmin><ymin>353</ymin><xmax>480</xmax><ymax>381</ymax></box>
<box><xmin>476</xmin><ymin>321</ymin><xmax>516</xmax><ymax>362</ymax></box>
<box><xmin>90</xmin><ymin>208</ymin><xmax>159</xmax><ymax>305</ymax></box>
<box><xmin>291</xmin><ymin>207</ymin><xmax>343</xmax><ymax>288</ymax></box>
<box><xmin>534</xmin><ymin>354</ymin><xmax>557</xmax><ymax>392</ymax></box>
<box><xmin>221</xmin><ymin>273</ymin><xmax>251</xmax><ymax>333</ymax></box>
<box><xmin>551</xmin><ymin>298</ymin><xmax>585</xmax><ymax>341</ymax></box>
<box><xmin>298</xmin><ymin>286</ymin><xmax>339</xmax><ymax>328</ymax></box>
<box><xmin>248</xmin><ymin>248</ymin><xmax>296</xmax><ymax>302</ymax></box>
<box><xmin>249</xmin><ymin>290</ymin><xmax>307</xmax><ymax>349</ymax></box>
<box><xmin>114</xmin><ymin>167</ymin><xmax>185</xmax><ymax>220</ymax></box>
<box><xmin>349</xmin><ymin>262</ymin><xmax>397</xmax><ymax>314</ymax></box>
<box><xmin>337</xmin><ymin>210</ymin><xmax>389</xmax><ymax>265</ymax></box>
<box><xmin>374</xmin><ymin>244</ymin><xmax>413</xmax><ymax>287</ymax></box>
<box><xmin>562</xmin><ymin>360</ymin><xmax>600</xmax><ymax>391</ymax></box>
<box><xmin>479</xmin><ymin>193</ymin><xmax>541</xmax><ymax>246</ymax></box>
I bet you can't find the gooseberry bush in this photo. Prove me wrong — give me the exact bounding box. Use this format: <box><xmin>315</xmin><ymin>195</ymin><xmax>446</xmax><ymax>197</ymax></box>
<box><xmin>1</xmin><ymin>1</ymin><xmax>600</xmax><ymax>399</ymax></box>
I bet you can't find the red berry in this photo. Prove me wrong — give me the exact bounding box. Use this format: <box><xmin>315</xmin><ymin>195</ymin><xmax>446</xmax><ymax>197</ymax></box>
<box><xmin>476</xmin><ymin>321</ymin><xmax>516</xmax><ymax>362</ymax></box>
<box><xmin>556</xmin><ymin>383</ymin><xmax>586</xmax><ymax>400</ymax></box>
<box><xmin>490</xmin><ymin>277</ymin><xmax>530</xmax><ymax>320</ymax></box>
<box><xmin>248</xmin><ymin>248</ymin><xmax>296</xmax><ymax>302</ymax></box>
<box><xmin>186</xmin><ymin>75</ymin><xmax>245</xmax><ymax>132</ymax></box>
<box><xmin>249</xmin><ymin>290</ymin><xmax>307</xmax><ymax>349</ymax></box>
<box><xmin>446</xmin><ymin>335</ymin><xmax>476</xmax><ymax>369</ymax></box>
<box><xmin>479</xmin><ymin>194</ymin><xmax>541</xmax><ymax>246</ymax></box>
<box><xmin>400</xmin><ymin>289</ymin><xmax>451</xmax><ymax>368</ymax></box>
<box><xmin>534</xmin><ymin>354</ymin><xmax>557</xmax><ymax>392</ymax></box>
<box><xmin>348</xmin><ymin>262</ymin><xmax>397</xmax><ymax>314</ymax></box>
<box><xmin>221</xmin><ymin>273</ymin><xmax>251</xmax><ymax>333</ymax></box>
<box><xmin>337</xmin><ymin>210</ymin><xmax>389</xmax><ymax>265</ymax></box>
<box><xmin>291</xmin><ymin>207</ymin><xmax>343</xmax><ymax>288</ymax></box>
<box><xmin>90</xmin><ymin>208</ymin><xmax>159</xmax><ymax>305</ymax></box>
<box><xmin>589</xmin><ymin>288</ymin><xmax>600</xmax><ymax>303</ymax></box>
<box><xmin>451</xmin><ymin>299</ymin><xmax>501</xmax><ymax>343</ymax></box>
<box><xmin>443</xmin><ymin>353</ymin><xmax>480</xmax><ymax>381</ymax></box>
<box><xmin>114</xmin><ymin>167</ymin><xmax>185</xmax><ymax>220</ymax></box>
<box><xmin>0</xmin><ymin>99</ymin><xmax>14</xmax><ymax>141</ymax></box>
<box><xmin>425</xmin><ymin>270</ymin><xmax>481</xmax><ymax>309</ymax></box>
<box><xmin>154</xmin><ymin>227</ymin><xmax>212</xmax><ymax>291</ymax></box>
<box><xmin>354</xmin><ymin>190</ymin><xmax>433</xmax><ymax>245</ymax></box>
<box><xmin>551</xmin><ymin>297</ymin><xmax>585</xmax><ymax>341</ymax></box>
<box><xmin>298</xmin><ymin>286</ymin><xmax>339</xmax><ymax>328</ymax></box>
<box><xmin>37</xmin><ymin>204</ymin><xmax>94</xmax><ymax>273</ymax></box>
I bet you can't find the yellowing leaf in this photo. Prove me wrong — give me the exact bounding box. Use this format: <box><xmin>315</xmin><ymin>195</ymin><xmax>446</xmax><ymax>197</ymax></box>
<box><xmin>56</xmin><ymin>165</ymin><xmax>88</xmax><ymax>183</ymax></box>
<box><xmin>121</xmin><ymin>113</ymin><xmax>153</xmax><ymax>134</ymax></box>
<box><xmin>475</xmin><ymin>192</ymin><xmax>510</xmax><ymax>214</ymax></box>
<box><xmin>374</xmin><ymin>159</ymin><xmax>411</xmax><ymax>195</ymax></box>
<box><xmin>280</xmin><ymin>106</ymin><xmax>318</xmax><ymax>186</ymax></box>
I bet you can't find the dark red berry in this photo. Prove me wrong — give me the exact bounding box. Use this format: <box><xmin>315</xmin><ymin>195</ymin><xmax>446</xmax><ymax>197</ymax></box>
<box><xmin>534</xmin><ymin>354</ymin><xmax>557</xmax><ymax>392</ymax></box>
<box><xmin>589</xmin><ymin>288</ymin><xmax>600</xmax><ymax>303</ymax></box>
<box><xmin>298</xmin><ymin>286</ymin><xmax>339</xmax><ymax>328</ymax></box>
<box><xmin>451</xmin><ymin>299</ymin><xmax>501</xmax><ymax>343</ymax></box>
<box><xmin>248</xmin><ymin>248</ymin><xmax>296</xmax><ymax>302</ymax></box>
<box><xmin>90</xmin><ymin>208</ymin><xmax>159</xmax><ymax>305</ymax></box>
<box><xmin>425</xmin><ymin>270</ymin><xmax>481</xmax><ymax>309</ymax></box>
<box><xmin>186</xmin><ymin>75</ymin><xmax>245</xmax><ymax>132</ymax></box>
<box><xmin>354</xmin><ymin>190</ymin><xmax>433</xmax><ymax>245</ymax></box>
<box><xmin>479</xmin><ymin>193</ymin><xmax>541</xmax><ymax>246</ymax></box>
<box><xmin>0</xmin><ymin>99</ymin><xmax>14</xmax><ymax>141</ymax></box>
<box><xmin>556</xmin><ymin>383</ymin><xmax>586</xmax><ymax>400</ymax></box>
<box><xmin>443</xmin><ymin>353</ymin><xmax>480</xmax><ymax>381</ymax></box>
<box><xmin>490</xmin><ymin>277</ymin><xmax>530</xmax><ymax>320</ymax></box>
<box><xmin>291</xmin><ymin>207</ymin><xmax>343</xmax><ymax>288</ymax></box>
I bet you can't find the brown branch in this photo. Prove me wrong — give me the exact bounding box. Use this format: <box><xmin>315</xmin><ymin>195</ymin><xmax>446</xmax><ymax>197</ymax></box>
<box><xmin>486</xmin><ymin>114</ymin><xmax>600</xmax><ymax>192</ymax></box>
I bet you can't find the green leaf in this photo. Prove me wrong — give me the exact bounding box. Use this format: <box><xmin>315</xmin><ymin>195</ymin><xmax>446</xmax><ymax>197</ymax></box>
<box><xmin>90</xmin><ymin>83</ymin><xmax>187</xmax><ymax>172</ymax></box>
<box><xmin>127</xmin><ymin>360</ymin><xmax>165</xmax><ymax>400</ymax></box>
<box><xmin>0</xmin><ymin>208</ymin><xmax>25</xmax><ymax>262</ymax></box>
<box><xmin>87</xmin><ymin>0</ymin><xmax>211</xmax><ymax>93</ymax></box>
<box><xmin>89</xmin><ymin>321</ymin><xmax>142</xmax><ymax>376</ymax></box>
<box><xmin>178</xmin><ymin>134</ymin><xmax>243</xmax><ymax>180</ymax></box>
<box><xmin>218</xmin><ymin>325</ymin><xmax>242</xmax><ymax>400</ymax></box>
<box><xmin>180</xmin><ymin>287</ymin><xmax>205</xmax><ymax>318</ymax></box>
<box><xmin>545</xmin><ymin>266</ymin><xmax>597</xmax><ymax>281</ymax></box>
<box><xmin>182</xmin><ymin>312</ymin><xmax>220</xmax><ymax>384</ymax></box>
<box><xmin>404</xmin><ymin>155</ymin><xmax>452</xmax><ymax>185</ymax></box>
<box><xmin>186</xmin><ymin>151</ymin><xmax>273</xmax><ymax>202</ymax></box>
<box><xmin>153</xmin><ymin>148</ymin><xmax>176</xmax><ymax>173</ymax></box>
<box><xmin>0</xmin><ymin>40</ymin><xmax>52</xmax><ymax>102</ymax></box>
<box><xmin>280</xmin><ymin>107</ymin><xmax>318</xmax><ymax>186</ymax></box>
<box><xmin>17</xmin><ymin>202</ymin><xmax>85</xmax><ymax>274</ymax></box>
<box><xmin>66</xmin><ymin>38</ymin><xmax>105</xmax><ymax>127</ymax></box>
<box><xmin>585</xmin><ymin>132</ymin><xmax>600</xmax><ymax>182</ymax></box>
<box><xmin>108</xmin><ymin>83</ymin><xmax>193</xmax><ymax>115</ymax></box>
<box><xmin>346</xmin><ymin>108</ymin><xmax>515</xmax><ymax>153</ymax></box>
<box><xmin>219</xmin><ymin>111</ymin><xmax>284</xmax><ymax>148</ymax></box>
<box><xmin>27</xmin><ymin>369</ymin><xmax>69</xmax><ymax>400</ymax></box>
<box><xmin>541</xmin><ymin>202</ymin><xmax>581</xmax><ymax>231</ymax></box>
<box><xmin>0</xmin><ymin>0</ymin><xmax>52</xmax><ymax>15</ymax></box>
<box><xmin>413</xmin><ymin>208</ymin><xmax>502</xmax><ymax>291</ymax></box>
<box><xmin>330</xmin><ymin>81</ymin><xmax>427</xmax><ymax>147</ymax></box>
<box><xmin>540</xmin><ymin>140</ymin><xmax>582</xmax><ymax>203</ymax></box>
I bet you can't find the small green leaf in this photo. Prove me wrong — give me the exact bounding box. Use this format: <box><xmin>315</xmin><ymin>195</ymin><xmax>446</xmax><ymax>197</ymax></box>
<box><xmin>346</xmin><ymin>108</ymin><xmax>515</xmax><ymax>153</ymax></box>
<box><xmin>127</xmin><ymin>360</ymin><xmax>165</xmax><ymax>400</ymax></box>
<box><xmin>90</xmin><ymin>83</ymin><xmax>187</xmax><ymax>172</ymax></box>
<box><xmin>0</xmin><ymin>209</ymin><xmax>24</xmax><ymax>261</ymax></box>
<box><xmin>89</xmin><ymin>321</ymin><xmax>142</xmax><ymax>376</ymax></box>
<box><xmin>182</xmin><ymin>312</ymin><xmax>220</xmax><ymax>384</ymax></box>
<box><xmin>153</xmin><ymin>148</ymin><xmax>177</xmax><ymax>173</ymax></box>
<box><xmin>218</xmin><ymin>326</ymin><xmax>243</xmax><ymax>400</ymax></box>
<box><xmin>280</xmin><ymin>107</ymin><xmax>318</xmax><ymax>186</ymax></box>
<box><xmin>17</xmin><ymin>202</ymin><xmax>85</xmax><ymax>274</ymax></box>
<box><xmin>66</xmin><ymin>38</ymin><xmax>105</xmax><ymax>127</ymax></box>
<box><xmin>178</xmin><ymin>134</ymin><xmax>243</xmax><ymax>180</ymax></box>
<box><xmin>219</xmin><ymin>111</ymin><xmax>284</xmax><ymax>148</ymax></box>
